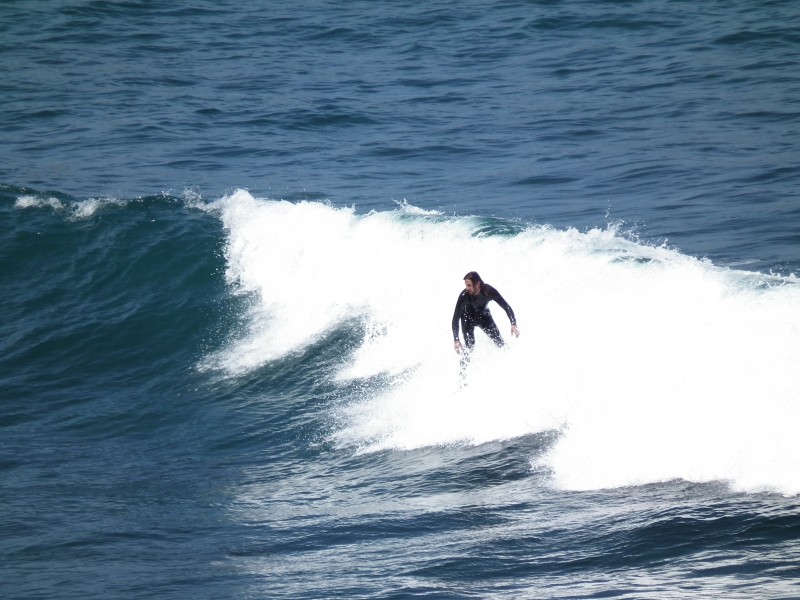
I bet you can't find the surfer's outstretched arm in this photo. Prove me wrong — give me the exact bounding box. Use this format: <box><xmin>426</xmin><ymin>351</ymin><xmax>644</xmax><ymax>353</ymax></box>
<box><xmin>486</xmin><ymin>285</ymin><xmax>520</xmax><ymax>338</ymax></box>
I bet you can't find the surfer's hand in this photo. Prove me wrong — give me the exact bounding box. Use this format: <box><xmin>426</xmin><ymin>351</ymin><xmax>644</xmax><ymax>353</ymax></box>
<box><xmin>511</xmin><ymin>325</ymin><xmax>520</xmax><ymax>338</ymax></box>
<box><xmin>454</xmin><ymin>340</ymin><xmax>462</xmax><ymax>354</ymax></box>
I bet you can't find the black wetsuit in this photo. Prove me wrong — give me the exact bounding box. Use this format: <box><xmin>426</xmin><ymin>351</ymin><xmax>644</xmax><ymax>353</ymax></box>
<box><xmin>451</xmin><ymin>284</ymin><xmax>516</xmax><ymax>350</ymax></box>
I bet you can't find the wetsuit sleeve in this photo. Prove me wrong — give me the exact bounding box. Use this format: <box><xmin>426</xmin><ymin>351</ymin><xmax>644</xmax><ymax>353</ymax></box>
<box><xmin>488</xmin><ymin>287</ymin><xmax>517</xmax><ymax>326</ymax></box>
<box><xmin>452</xmin><ymin>292</ymin><xmax>466</xmax><ymax>340</ymax></box>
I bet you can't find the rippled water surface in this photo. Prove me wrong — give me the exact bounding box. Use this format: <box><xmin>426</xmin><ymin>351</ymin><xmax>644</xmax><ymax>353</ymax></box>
<box><xmin>2</xmin><ymin>1</ymin><xmax>800</xmax><ymax>598</ymax></box>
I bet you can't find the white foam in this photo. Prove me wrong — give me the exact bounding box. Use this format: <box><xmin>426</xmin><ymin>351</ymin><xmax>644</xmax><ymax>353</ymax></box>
<box><xmin>15</xmin><ymin>195</ymin><xmax>65</xmax><ymax>210</ymax></box>
<box><xmin>212</xmin><ymin>190</ymin><xmax>800</xmax><ymax>496</ymax></box>
<box><xmin>70</xmin><ymin>197</ymin><xmax>128</xmax><ymax>219</ymax></box>
<box><xmin>15</xmin><ymin>193</ymin><xmax>134</xmax><ymax>219</ymax></box>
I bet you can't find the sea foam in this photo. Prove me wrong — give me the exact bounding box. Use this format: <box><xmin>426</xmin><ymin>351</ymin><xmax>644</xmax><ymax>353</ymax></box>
<box><xmin>214</xmin><ymin>190</ymin><xmax>800</xmax><ymax>496</ymax></box>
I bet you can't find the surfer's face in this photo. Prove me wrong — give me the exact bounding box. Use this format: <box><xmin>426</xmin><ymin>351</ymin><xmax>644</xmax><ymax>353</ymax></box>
<box><xmin>464</xmin><ymin>279</ymin><xmax>480</xmax><ymax>295</ymax></box>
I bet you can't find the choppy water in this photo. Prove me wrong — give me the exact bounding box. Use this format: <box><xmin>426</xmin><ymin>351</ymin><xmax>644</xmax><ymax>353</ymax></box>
<box><xmin>2</xmin><ymin>1</ymin><xmax>800</xmax><ymax>599</ymax></box>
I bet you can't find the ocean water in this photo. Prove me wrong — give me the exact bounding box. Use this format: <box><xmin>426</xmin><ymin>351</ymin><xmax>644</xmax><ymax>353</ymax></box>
<box><xmin>2</xmin><ymin>1</ymin><xmax>800</xmax><ymax>599</ymax></box>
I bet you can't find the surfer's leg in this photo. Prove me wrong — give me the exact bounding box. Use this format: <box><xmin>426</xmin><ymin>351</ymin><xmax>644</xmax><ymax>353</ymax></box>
<box><xmin>480</xmin><ymin>316</ymin><xmax>505</xmax><ymax>347</ymax></box>
<box><xmin>461</xmin><ymin>316</ymin><xmax>476</xmax><ymax>350</ymax></box>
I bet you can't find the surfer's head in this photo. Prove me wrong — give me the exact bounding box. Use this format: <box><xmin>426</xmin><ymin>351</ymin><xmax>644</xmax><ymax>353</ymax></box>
<box><xmin>463</xmin><ymin>271</ymin><xmax>483</xmax><ymax>295</ymax></box>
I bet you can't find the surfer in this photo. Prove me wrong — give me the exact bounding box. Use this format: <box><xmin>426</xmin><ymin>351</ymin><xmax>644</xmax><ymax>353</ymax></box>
<box><xmin>452</xmin><ymin>271</ymin><xmax>519</xmax><ymax>355</ymax></box>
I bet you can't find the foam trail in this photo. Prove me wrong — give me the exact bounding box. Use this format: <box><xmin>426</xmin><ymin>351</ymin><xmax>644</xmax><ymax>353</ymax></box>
<box><xmin>212</xmin><ymin>190</ymin><xmax>800</xmax><ymax>495</ymax></box>
<box><xmin>15</xmin><ymin>193</ymin><xmax>137</xmax><ymax>219</ymax></box>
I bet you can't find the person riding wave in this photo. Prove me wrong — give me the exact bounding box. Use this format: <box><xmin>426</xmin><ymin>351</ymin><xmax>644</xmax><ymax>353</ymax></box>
<box><xmin>452</xmin><ymin>271</ymin><xmax>519</xmax><ymax>355</ymax></box>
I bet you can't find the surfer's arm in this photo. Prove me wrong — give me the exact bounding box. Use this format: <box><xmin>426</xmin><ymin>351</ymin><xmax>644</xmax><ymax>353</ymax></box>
<box><xmin>489</xmin><ymin>288</ymin><xmax>520</xmax><ymax>337</ymax></box>
<box><xmin>489</xmin><ymin>289</ymin><xmax>516</xmax><ymax>326</ymax></box>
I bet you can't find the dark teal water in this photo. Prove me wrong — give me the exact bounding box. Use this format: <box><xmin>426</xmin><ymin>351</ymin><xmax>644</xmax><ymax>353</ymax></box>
<box><xmin>2</xmin><ymin>1</ymin><xmax>800</xmax><ymax>598</ymax></box>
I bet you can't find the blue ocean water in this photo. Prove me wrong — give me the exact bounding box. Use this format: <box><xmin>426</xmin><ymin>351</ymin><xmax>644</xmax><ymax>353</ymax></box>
<box><xmin>2</xmin><ymin>1</ymin><xmax>800</xmax><ymax>598</ymax></box>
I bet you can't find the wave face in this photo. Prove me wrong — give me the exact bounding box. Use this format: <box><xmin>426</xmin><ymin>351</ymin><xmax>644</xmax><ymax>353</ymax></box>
<box><xmin>209</xmin><ymin>190</ymin><xmax>800</xmax><ymax>496</ymax></box>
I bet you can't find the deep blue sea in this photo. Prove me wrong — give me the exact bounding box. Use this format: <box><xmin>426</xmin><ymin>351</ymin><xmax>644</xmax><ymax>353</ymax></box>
<box><xmin>2</xmin><ymin>1</ymin><xmax>800</xmax><ymax>598</ymax></box>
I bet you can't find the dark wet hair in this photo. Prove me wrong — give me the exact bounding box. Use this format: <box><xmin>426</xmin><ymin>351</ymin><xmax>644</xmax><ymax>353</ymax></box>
<box><xmin>463</xmin><ymin>271</ymin><xmax>483</xmax><ymax>285</ymax></box>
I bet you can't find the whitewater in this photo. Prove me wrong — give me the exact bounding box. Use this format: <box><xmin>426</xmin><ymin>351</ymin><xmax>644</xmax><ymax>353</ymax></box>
<box><xmin>200</xmin><ymin>190</ymin><xmax>800</xmax><ymax>496</ymax></box>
